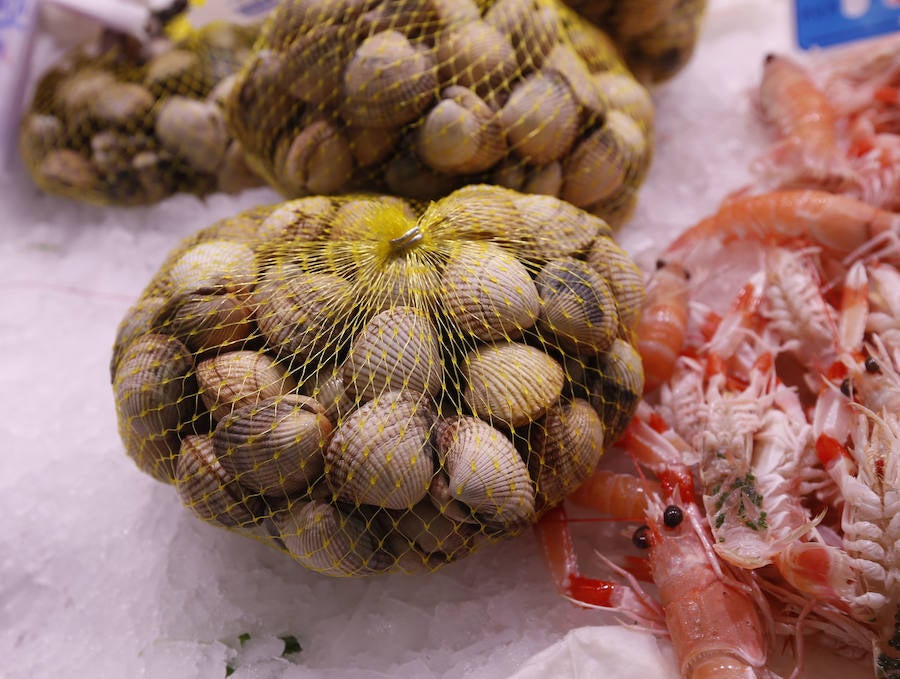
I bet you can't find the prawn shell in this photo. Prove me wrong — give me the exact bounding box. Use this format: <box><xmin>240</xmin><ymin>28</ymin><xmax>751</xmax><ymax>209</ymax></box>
<box><xmin>590</xmin><ymin>338</ymin><xmax>644</xmax><ymax>443</ymax></box>
<box><xmin>343</xmin><ymin>306</ymin><xmax>442</xmax><ymax>402</ymax></box>
<box><xmin>536</xmin><ymin>257</ymin><xmax>619</xmax><ymax>356</ymax></box>
<box><xmin>586</xmin><ymin>236</ymin><xmax>646</xmax><ymax>335</ymax></box>
<box><xmin>213</xmin><ymin>394</ymin><xmax>331</xmax><ymax>496</ymax></box>
<box><xmin>275</xmin><ymin>499</ymin><xmax>393</xmax><ymax>576</ymax></box>
<box><xmin>340</xmin><ymin>30</ymin><xmax>438</xmax><ymax>129</ymax></box>
<box><xmin>462</xmin><ymin>342</ymin><xmax>565</xmax><ymax>427</ymax></box>
<box><xmin>113</xmin><ymin>333</ymin><xmax>196</xmax><ymax>483</ymax></box>
<box><xmin>195</xmin><ymin>350</ymin><xmax>297</xmax><ymax>423</ymax></box>
<box><xmin>416</xmin><ymin>86</ymin><xmax>506</xmax><ymax>175</ymax></box>
<box><xmin>325</xmin><ymin>390</ymin><xmax>434</xmax><ymax>510</ymax></box>
<box><xmin>441</xmin><ymin>240</ymin><xmax>540</xmax><ymax>342</ymax></box>
<box><xmin>437</xmin><ymin>415</ymin><xmax>536</xmax><ymax>526</ymax></box>
<box><xmin>528</xmin><ymin>398</ymin><xmax>604</xmax><ymax>509</ymax></box>
<box><xmin>500</xmin><ymin>72</ymin><xmax>579</xmax><ymax>165</ymax></box>
<box><xmin>175</xmin><ymin>433</ymin><xmax>263</xmax><ymax>527</ymax></box>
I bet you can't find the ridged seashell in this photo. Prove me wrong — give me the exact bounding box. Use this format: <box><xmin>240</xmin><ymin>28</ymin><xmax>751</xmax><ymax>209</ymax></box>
<box><xmin>341</xmin><ymin>31</ymin><xmax>437</xmax><ymax>128</ymax></box>
<box><xmin>111</xmin><ymin>296</ymin><xmax>169</xmax><ymax>377</ymax></box>
<box><xmin>416</xmin><ymin>86</ymin><xmax>506</xmax><ymax>175</ymax></box>
<box><xmin>226</xmin><ymin>49</ymin><xmax>299</xmax><ymax>151</ymax></box>
<box><xmin>167</xmin><ymin>239</ymin><xmax>256</xmax><ymax>297</ymax></box>
<box><xmin>586</xmin><ymin>236</ymin><xmax>646</xmax><ymax>334</ymax></box>
<box><xmin>132</xmin><ymin>151</ymin><xmax>172</xmax><ymax>204</ymax></box>
<box><xmin>441</xmin><ymin>240</ymin><xmax>539</xmax><ymax>341</ymax></box>
<box><xmin>358</xmin><ymin>0</ymin><xmax>478</xmax><ymax>38</ymax></box>
<box><xmin>436</xmin><ymin>20</ymin><xmax>517</xmax><ymax>97</ymax></box>
<box><xmin>347</xmin><ymin>125</ymin><xmax>401</xmax><ymax>168</ymax></box>
<box><xmin>536</xmin><ymin>257</ymin><xmax>619</xmax><ymax>355</ymax></box>
<box><xmin>256</xmin><ymin>196</ymin><xmax>334</xmax><ymax>243</ymax></box>
<box><xmin>562</xmin><ymin>110</ymin><xmax>647</xmax><ymax>207</ymax></box>
<box><xmin>384</xmin><ymin>150</ymin><xmax>460</xmax><ymax>200</ymax></box>
<box><xmin>462</xmin><ymin>342</ymin><xmax>564</xmax><ymax>427</ymax></box>
<box><xmin>217</xmin><ymin>140</ymin><xmax>265</xmax><ymax>195</ymax></box>
<box><xmin>144</xmin><ymin>49</ymin><xmax>203</xmax><ymax>91</ymax></box>
<box><xmin>527</xmin><ymin>398</ymin><xmax>604</xmax><ymax>508</ymax></box>
<box><xmin>542</xmin><ymin>43</ymin><xmax>606</xmax><ymax>115</ymax></box>
<box><xmin>522</xmin><ymin>161</ymin><xmax>562</xmax><ymax>196</ymax></box>
<box><xmin>437</xmin><ymin>416</ymin><xmax>535</xmax><ymax>525</ymax></box>
<box><xmin>628</xmin><ymin>0</ymin><xmax>705</xmax><ymax>84</ymax></box>
<box><xmin>36</xmin><ymin>150</ymin><xmax>98</xmax><ymax>193</ymax></box>
<box><xmin>325</xmin><ymin>390</ymin><xmax>434</xmax><ymax>509</ymax></box>
<box><xmin>156</xmin><ymin>96</ymin><xmax>229</xmax><ymax>174</ymax></box>
<box><xmin>302</xmin><ymin>363</ymin><xmax>353</xmax><ymax>425</ymax></box>
<box><xmin>57</xmin><ymin>69</ymin><xmax>117</xmax><ymax>114</ymax></box>
<box><xmin>207</xmin><ymin>73</ymin><xmax>237</xmax><ymax>108</ymax></box>
<box><xmin>19</xmin><ymin>113</ymin><xmax>62</xmax><ymax>161</ymax></box>
<box><xmin>175</xmin><ymin>434</ymin><xmax>262</xmax><ymax>527</ymax></box>
<box><xmin>195</xmin><ymin>350</ymin><xmax>297</xmax><ymax>422</ymax></box>
<box><xmin>253</xmin><ymin>270</ymin><xmax>353</xmax><ymax>361</ymax></box>
<box><xmin>392</xmin><ymin>500</ymin><xmax>479</xmax><ymax>558</ymax></box>
<box><xmin>214</xmin><ymin>394</ymin><xmax>331</xmax><ymax>495</ymax></box>
<box><xmin>610</xmin><ymin>0</ymin><xmax>677</xmax><ymax>38</ymax></box>
<box><xmin>275</xmin><ymin>499</ymin><xmax>391</xmax><ymax>576</ymax></box>
<box><xmin>511</xmin><ymin>193</ymin><xmax>607</xmax><ymax>260</ymax></box>
<box><xmin>90</xmin><ymin>82</ymin><xmax>154</xmax><ymax>125</ymax></box>
<box><xmin>166</xmin><ymin>291</ymin><xmax>254</xmax><ymax>354</ymax></box>
<box><xmin>590</xmin><ymin>338</ymin><xmax>644</xmax><ymax>443</ymax></box>
<box><xmin>274</xmin><ymin>118</ymin><xmax>355</xmax><ymax>195</ymax></box>
<box><xmin>484</xmin><ymin>0</ymin><xmax>562</xmax><ymax>71</ymax></box>
<box><xmin>90</xmin><ymin>131</ymin><xmax>134</xmax><ymax>176</ymax></box>
<box><xmin>491</xmin><ymin>158</ymin><xmax>526</xmax><ymax>191</ymax></box>
<box><xmin>114</xmin><ymin>333</ymin><xmax>196</xmax><ymax>483</ymax></box>
<box><xmin>564</xmin><ymin>15</ymin><xmax>622</xmax><ymax>73</ymax></box>
<box><xmin>264</xmin><ymin>0</ymin><xmax>374</xmax><ymax>50</ymax></box>
<box><xmin>428</xmin><ymin>471</ymin><xmax>476</xmax><ymax>523</ymax></box>
<box><xmin>343</xmin><ymin>306</ymin><xmax>442</xmax><ymax>402</ymax></box>
<box><xmin>329</xmin><ymin>196</ymin><xmax>416</xmax><ymax>241</ymax></box>
<box><xmin>499</xmin><ymin>72</ymin><xmax>578</xmax><ymax>165</ymax></box>
<box><xmin>588</xmin><ymin>183</ymin><xmax>641</xmax><ymax>230</ymax></box>
<box><xmin>286</xmin><ymin>24</ymin><xmax>358</xmax><ymax>106</ymax></box>
<box><xmin>593</xmin><ymin>72</ymin><xmax>655</xmax><ymax>130</ymax></box>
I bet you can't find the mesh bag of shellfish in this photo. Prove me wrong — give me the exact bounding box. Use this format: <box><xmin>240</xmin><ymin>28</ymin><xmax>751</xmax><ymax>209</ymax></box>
<box><xmin>18</xmin><ymin>20</ymin><xmax>265</xmax><ymax>205</ymax></box>
<box><xmin>111</xmin><ymin>185</ymin><xmax>645</xmax><ymax>576</ymax></box>
<box><xmin>225</xmin><ymin>0</ymin><xmax>654</xmax><ymax>229</ymax></box>
<box><xmin>563</xmin><ymin>0</ymin><xmax>709</xmax><ymax>83</ymax></box>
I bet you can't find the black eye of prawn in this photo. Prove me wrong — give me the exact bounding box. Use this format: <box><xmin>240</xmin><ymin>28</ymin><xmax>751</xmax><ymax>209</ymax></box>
<box><xmin>840</xmin><ymin>378</ymin><xmax>852</xmax><ymax>397</ymax></box>
<box><xmin>632</xmin><ymin>525</ymin><xmax>651</xmax><ymax>549</ymax></box>
<box><xmin>865</xmin><ymin>357</ymin><xmax>880</xmax><ymax>373</ymax></box>
<box><xmin>663</xmin><ymin>505</ymin><xmax>684</xmax><ymax>528</ymax></box>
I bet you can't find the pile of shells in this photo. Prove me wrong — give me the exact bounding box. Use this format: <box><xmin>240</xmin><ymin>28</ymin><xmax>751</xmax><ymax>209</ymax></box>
<box><xmin>563</xmin><ymin>0</ymin><xmax>709</xmax><ymax>83</ymax></box>
<box><xmin>19</xmin><ymin>22</ymin><xmax>264</xmax><ymax>206</ymax></box>
<box><xmin>111</xmin><ymin>186</ymin><xmax>646</xmax><ymax>576</ymax></box>
<box><xmin>226</xmin><ymin>0</ymin><xmax>654</xmax><ymax>228</ymax></box>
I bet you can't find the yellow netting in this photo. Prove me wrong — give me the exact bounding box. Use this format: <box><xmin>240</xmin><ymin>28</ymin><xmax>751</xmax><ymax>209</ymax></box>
<box><xmin>111</xmin><ymin>186</ymin><xmax>645</xmax><ymax>576</ymax></box>
<box><xmin>19</xmin><ymin>21</ymin><xmax>265</xmax><ymax>205</ymax></box>
<box><xmin>563</xmin><ymin>0</ymin><xmax>709</xmax><ymax>83</ymax></box>
<box><xmin>225</xmin><ymin>0</ymin><xmax>654</xmax><ymax>229</ymax></box>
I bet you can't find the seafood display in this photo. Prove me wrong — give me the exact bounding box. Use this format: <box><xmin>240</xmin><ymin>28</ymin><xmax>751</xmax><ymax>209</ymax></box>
<box><xmin>562</xmin><ymin>0</ymin><xmax>709</xmax><ymax>83</ymax></box>
<box><xmin>110</xmin><ymin>186</ymin><xmax>646</xmax><ymax>575</ymax></box>
<box><xmin>225</xmin><ymin>0</ymin><xmax>655</xmax><ymax>228</ymax></box>
<box><xmin>19</xmin><ymin>21</ymin><xmax>265</xmax><ymax>205</ymax></box>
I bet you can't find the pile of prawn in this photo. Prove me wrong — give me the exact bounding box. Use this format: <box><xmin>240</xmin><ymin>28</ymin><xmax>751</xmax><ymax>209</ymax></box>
<box><xmin>532</xmin><ymin>35</ymin><xmax>900</xmax><ymax>679</ymax></box>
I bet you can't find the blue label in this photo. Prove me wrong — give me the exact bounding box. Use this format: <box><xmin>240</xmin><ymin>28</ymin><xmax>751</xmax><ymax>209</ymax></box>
<box><xmin>794</xmin><ymin>0</ymin><xmax>900</xmax><ymax>49</ymax></box>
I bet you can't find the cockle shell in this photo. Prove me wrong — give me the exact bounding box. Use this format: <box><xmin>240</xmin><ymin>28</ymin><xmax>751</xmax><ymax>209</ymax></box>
<box><xmin>511</xmin><ymin>193</ymin><xmax>608</xmax><ymax>259</ymax></box>
<box><xmin>195</xmin><ymin>350</ymin><xmax>297</xmax><ymax>422</ymax></box>
<box><xmin>156</xmin><ymin>96</ymin><xmax>229</xmax><ymax>174</ymax></box>
<box><xmin>274</xmin><ymin>118</ymin><xmax>355</xmax><ymax>195</ymax></box>
<box><xmin>416</xmin><ymin>86</ymin><xmax>506</xmax><ymax>175</ymax></box>
<box><xmin>132</xmin><ymin>151</ymin><xmax>172</xmax><ymax>204</ymax></box>
<box><xmin>542</xmin><ymin>43</ymin><xmax>606</xmax><ymax>116</ymax></box>
<box><xmin>264</xmin><ymin>0</ymin><xmax>375</xmax><ymax>51</ymax></box>
<box><xmin>522</xmin><ymin>161</ymin><xmax>563</xmax><ymax>196</ymax></box>
<box><xmin>286</xmin><ymin>24</ymin><xmax>359</xmax><ymax>106</ymax></box>
<box><xmin>609</xmin><ymin>0</ymin><xmax>677</xmax><ymax>38</ymax></box>
<box><xmin>90</xmin><ymin>131</ymin><xmax>135</xmax><ymax>177</ymax></box>
<box><xmin>111</xmin><ymin>296</ymin><xmax>169</xmax><ymax>377</ymax></box>
<box><xmin>275</xmin><ymin>499</ymin><xmax>392</xmax><ymax>576</ymax></box>
<box><xmin>19</xmin><ymin>113</ymin><xmax>62</xmax><ymax>161</ymax></box>
<box><xmin>175</xmin><ymin>433</ymin><xmax>263</xmax><ymax>527</ymax></box>
<box><xmin>144</xmin><ymin>49</ymin><xmax>204</xmax><ymax>92</ymax></box>
<box><xmin>89</xmin><ymin>82</ymin><xmax>154</xmax><ymax>125</ymax></box>
<box><xmin>499</xmin><ymin>72</ymin><xmax>578</xmax><ymax>164</ymax></box>
<box><xmin>114</xmin><ymin>333</ymin><xmax>196</xmax><ymax>483</ymax></box>
<box><xmin>302</xmin><ymin>363</ymin><xmax>353</xmax><ymax>424</ymax></box>
<box><xmin>484</xmin><ymin>0</ymin><xmax>562</xmax><ymax>71</ymax></box>
<box><xmin>166</xmin><ymin>290</ymin><xmax>254</xmax><ymax>354</ymax></box>
<box><xmin>252</xmin><ymin>271</ymin><xmax>353</xmax><ymax>361</ymax></box>
<box><xmin>462</xmin><ymin>342</ymin><xmax>564</xmax><ymax>427</ymax></box>
<box><xmin>36</xmin><ymin>150</ymin><xmax>98</xmax><ymax>193</ymax></box>
<box><xmin>391</xmin><ymin>500</ymin><xmax>480</xmax><ymax>559</ymax></box>
<box><xmin>329</xmin><ymin>196</ymin><xmax>417</xmax><ymax>241</ymax></box>
<box><xmin>343</xmin><ymin>306</ymin><xmax>442</xmax><ymax>402</ymax></box>
<box><xmin>325</xmin><ymin>390</ymin><xmax>434</xmax><ymax>509</ymax></box>
<box><xmin>564</xmin><ymin>15</ymin><xmax>622</xmax><ymax>73</ymax></box>
<box><xmin>536</xmin><ymin>257</ymin><xmax>619</xmax><ymax>355</ymax></box>
<box><xmin>167</xmin><ymin>239</ymin><xmax>256</xmax><ymax>297</ymax></box>
<box><xmin>214</xmin><ymin>394</ymin><xmax>332</xmax><ymax>495</ymax></box>
<box><xmin>57</xmin><ymin>69</ymin><xmax>116</xmax><ymax>114</ymax></box>
<box><xmin>590</xmin><ymin>338</ymin><xmax>644</xmax><ymax>443</ymax></box>
<box><xmin>435</xmin><ymin>20</ymin><xmax>517</xmax><ymax>98</ymax></box>
<box><xmin>256</xmin><ymin>196</ymin><xmax>335</xmax><ymax>242</ymax></box>
<box><xmin>437</xmin><ymin>416</ymin><xmax>535</xmax><ymax>525</ymax></box>
<box><xmin>441</xmin><ymin>240</ymin><xmax>539</xmax><ymax>342</ymax></box>
<box><xmin>593</xmin><ymin>72</ymin><xmax>655</xmax><ymax>130</ymax></box>
<box><xmin>384</xmin><ymin>149</ymin><xmax>460</xmax><ymax>200</ymax></box>
<box><xmin>346</xmin><ymin>125</ymin><xmax>401</xmax><ymax>168</ymax></box>
<box><xmin>586</xmin><ymin>236</ymin><xmax>646</xmax><ymax>334</ymax></box>
<box><xmin>527</xmin><ymin>398</ymin><xmax>604</xmax><ymax>508</ymax></box>
<box><xmin>341</xmin><ymin>30</ymin><xmax>437</xmax><ymax>128</ymax></box>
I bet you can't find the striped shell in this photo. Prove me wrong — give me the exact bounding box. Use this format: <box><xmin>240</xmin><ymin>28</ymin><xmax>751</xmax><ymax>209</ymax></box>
<box><xmin>484</xmin><ymin>0</ymin><xmax>562</xmax><ymax>71</ymax></box>
<box><xmin>155</xmin><ymin>96</ymin><xmax>229</xmax><ymax>175</ymax></box>
<box><xmin>166</xmin><ymin>291</ymin><xmax>253</xmax><ymax>354</ymax></box>
<box><xmin>500</xmin><ymin>72</ymin><xmax>578</xmax><ymax>164</ymax></box>
<box><xmin>195</xmin><ymin>350</ymin><xmax>297</xmax><ymax>422</ymax></box>
<box><xmin>511</xmin><ymin>193</ymin><xmax>608</xmax><ymax>260</ymax></box>
<box><xmin>274</xmin><ymin>118</ymin><xmax>355</xmax><ymax>195</ymax></box>
<box><xmin>167</xmin><ymin>240</ymin><xmax>256</xmax><ymax>297</ymax></box>
<box><xmin>586</xmin><ymin>236</ymin><xmax>646</xmax><ymax>335</ymax></box>
<box><xmin>462</xmin><ymin>342</ymin><xmax>564</xmax><ymax>427</ymax></box>
<box><xmin>591</xmin><ymin>338</ymin><xmax>644</xmax><ymax>443</ymax></box>
<box><xmin>435</xmin><ymin>20</ymin><xmax>518</xmax><ymax>98</ymax></box>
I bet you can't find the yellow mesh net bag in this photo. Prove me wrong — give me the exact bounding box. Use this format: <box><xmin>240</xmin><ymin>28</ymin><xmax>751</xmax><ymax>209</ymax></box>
<box><xmin>19</xmin><ymin>20</ymin><xmax>265</xmax><ymax>205</ymax></box>
<box><xmin>111</xmin><ymin>185</ymin><xmax>645</xmax><ymax>576</ymax></box>
<box><xmin>225</xmin><ymin>0</ymin><xmax>654</xmax><ymax>229</ymax></box>
<box><xmin>562</xmin><ymin>0</ymin><xmax>709</xmax><ymax>83</ymax></box>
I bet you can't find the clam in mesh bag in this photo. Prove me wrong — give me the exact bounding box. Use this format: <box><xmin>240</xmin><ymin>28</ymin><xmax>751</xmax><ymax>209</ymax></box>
<box><xmin>19</xmin><ymin>21</ymin><xmax>264</xmax><ymax>206</ymax></box>
<box><xmin>111</xmin><ymin>186</ymin><xmax>645</xmax><ymax>576</ymax></box>
<box><xmin>563</xmin><ymin>0</ymin><xmax>709</xmax><ymax>83</ymax></box>
<box><xmin>225</xmin><ymin>0</ymin><xmax>654</xmax><ymax>229</ymax></box>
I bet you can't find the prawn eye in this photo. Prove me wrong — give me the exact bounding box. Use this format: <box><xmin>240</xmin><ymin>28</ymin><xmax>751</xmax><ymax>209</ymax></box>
<box><xmin>655</xmin><ymin>259</ymin><xmax>666</xmax><ymax>270</ymax></box>
<box><xmin>865</xmin><ymin>357</ymin><xmax>880</xmax><ymax>373</ymax></box>
<box><xmin>632</xmin><ymin>525</ymin><xmax>651</xmax><ymax>549</ymax></box>
<box><xmin>663</xmin><ymin>505</ymin><xmax>683</xmax><ymax>527</ymax></box>
<box><xmin>840</xmin><ymin>378</ymin><xmax>852</xmax><ymax>397</ymax></box>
